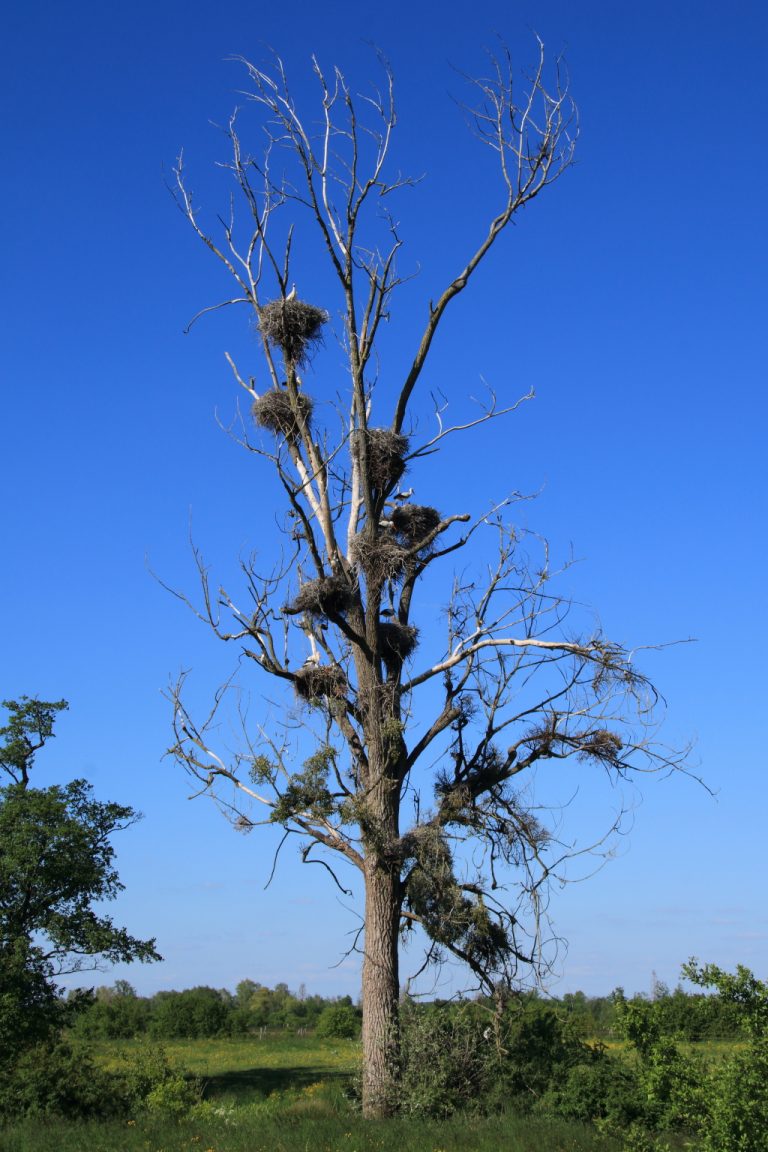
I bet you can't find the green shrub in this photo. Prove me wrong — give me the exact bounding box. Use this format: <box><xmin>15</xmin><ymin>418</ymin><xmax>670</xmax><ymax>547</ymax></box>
<box><xmin>613</xmin><ymin>989</ymin><xmax>704</xmax><ymax>1132</ymax></box>
<box><xmin>115</xmin><ymin>1042</ymin><xmax>202</xmax><ymax>1116</ymax></box>
<box><xmin>486</xmin><ymin>1004</ymin><xmax>592</xmax><ymax>1114</ymax></box>
<box><xmin>396</xmin><ymin>1002</ymin><xmax>492</xmax><ymax>1117</ymax></box>
<box><xmin>700</xmin><ymin>1039</ymin><xmax>768</xmax><ymax>1152</ymax></box>
<box><xmin>0</xmin><ymin>1039</ymin><xmax>121</xmax><ymax>1120</ymax></box>
<box><xmin>542</xmin><ymin>1050</ymin><xmax>644</xmax><ymax>1128</ymax></box>
<box><xmin>315</xmin><ymin>1002</ymin><xmax>361</xmax><ymax>1039</ymax></box>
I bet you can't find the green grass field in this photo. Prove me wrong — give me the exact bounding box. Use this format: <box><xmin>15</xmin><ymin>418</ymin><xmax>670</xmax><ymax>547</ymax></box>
<box><xmin>1</xmin><ymin>1033</ymin><xmax>726</xmax><ymax>1152</ymax></box>
<box><xmin>0</xmin><ymin>1033</ymin><xmax>627</xmax><ymax>1152</ymax></box>
<box><xmin>97</xmin><ymin>1034</ymin><xmax>361</xmax><ymax>1102</ymax></box>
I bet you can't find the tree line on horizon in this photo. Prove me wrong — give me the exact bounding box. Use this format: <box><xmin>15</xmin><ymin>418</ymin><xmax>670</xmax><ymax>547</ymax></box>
<box><xmin>68</xmin><ymin>975</ymin><xmax>746</xmax><ymax>1043</ymax></box>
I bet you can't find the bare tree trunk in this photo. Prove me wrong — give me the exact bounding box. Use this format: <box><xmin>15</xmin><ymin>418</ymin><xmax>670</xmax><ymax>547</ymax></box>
<box><xmin>361</xmin><ymin>854</ymin><xmax>401</xmax><ymax>1117</ymax></box>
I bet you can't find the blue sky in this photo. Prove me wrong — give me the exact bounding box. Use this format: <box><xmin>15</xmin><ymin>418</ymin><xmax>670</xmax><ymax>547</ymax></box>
<box><xmin>2</xmin><ymin>0</ymin><xmax>766</xmax><ymax>1000</ymax></box>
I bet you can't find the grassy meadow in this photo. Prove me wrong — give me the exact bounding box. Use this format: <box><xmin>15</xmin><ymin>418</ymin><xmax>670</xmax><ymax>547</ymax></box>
<box><xmin>1</xmin><ymin>1030</ymin><xmax>750</xmax><ymax>1151</ymax></box>
<box><xmin>0</xmin><ymin>1033</ymin><xmax>633</xmax><ymax>1152</ymax></box>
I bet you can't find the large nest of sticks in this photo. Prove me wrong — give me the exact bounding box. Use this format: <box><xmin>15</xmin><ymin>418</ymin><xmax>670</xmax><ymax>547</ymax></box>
<box><xmin>378</xmin><ymin>622</ymin><xmax>419</xmax><ymax>666</ymax></box>
<box><xmin>353</xmin><ymin>428</ymin><xmax>409</xmax><ymax>493</ymax></box>
<box><xmin>257</xmin><ymin>298</ymin><xmax>328</xmax><ymax>366</ymax></box>
<box><xmin>284</xmin><ymin>575</ymin><xmax>353</xmax><ymax>619</ymax></box>
<box><xmin>252</xmin><ymin>389</ymin><xmax>313</xmax><ymax>441</ymax></box>
<box><xmin>391</xmin><ymin>504</ymin><xmax>441</xmax><ymax>548</ymax></box>
<box><xmin>350</xmin><ymin>532</ymin><xmax>407</xmax><ymax>584</ymax></box>
<box><xmin>294</xmin><ymin>664</ymin><xmax>348</xmax><ymax>703</ymax></box>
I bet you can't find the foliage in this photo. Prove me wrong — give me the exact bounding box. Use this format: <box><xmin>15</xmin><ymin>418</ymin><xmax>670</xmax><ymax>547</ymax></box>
<box><xmin>149</xmin><ymin>986</ymin><xmax>233</xmax><ymax>1039</ymax></box>
<box><xmin>0</xmin><ymin>778</ymin><xmax>160</xmax><ymax>973</ymax></box>
<box><xmin>394</xmin><ymin>997</ymin><xmax>613</xmax><ymax>1120</ymax></box>
<box><xmin>542</xmin><ymin>1051</ymin><xmax>644</xmax><ymax>1129</ymax></box>
<box><xmin>0</xmin><ymin>697</ymin><xmax>160</xmax><ymax>1115</ymax></box>
<box><xmin>314</xmin><ymin>1002</ymin><xmax>362</xmax><ymax>1039</ymax></box>
<box><xmin>612</xmin><ymin>991</ymin><xmax>704</xmax><ymax>1132</ymax></box>
<box><xmin>114</xmin><ymin>1042</ymin><xmax>203</xmax><ymax>1117</ymax></box>
<box><xmin>682</xmin><ymin>961</ymin><xmax>768</xmax><ymax>1152</ymax></box>
<box><xmin>396</xmin><ymin>1001</ymin><xmax>492</xmax><ymax>1116</ymax></box>
<box><xmin>6</xmin><ymin>1001</ymin><xmax>767</xmax><ymax>1149</ymax></box>
<box><xmin>70</xmin><ymin>977</ymin><xmax>361</xmax><ymax>1039</ymax></box>
<box><xmin>0</xmin><ymin>1039</ymin><xmax>121</xmax><ymax>1120</ymax></box>
<box><xmin>70</xmin><ymin>982</ymin><xmax>152</xmax><ymax>1039</ymax></box>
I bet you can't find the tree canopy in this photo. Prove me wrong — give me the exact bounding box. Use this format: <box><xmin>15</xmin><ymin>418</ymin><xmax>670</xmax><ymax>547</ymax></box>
<box><xmin>0</xmin><ymin>698</ymin><xmax>161</xmax><ymax>1063</ymax></box>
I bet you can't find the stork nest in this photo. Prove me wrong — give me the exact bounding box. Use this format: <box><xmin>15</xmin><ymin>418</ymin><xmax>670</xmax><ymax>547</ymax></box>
<box><xmin>284</xmin><ymin>575</ymin><xmax>354</xmax><ymax>619</ymax></box>
<box><xmin>294</xmin><ymin>664</ymin><xmax>348</xmax><ymax>703</ymax></box>
<box><xmin>252</xmin><ymin>389</ymin><xmax>313</xmax><ymax>441</ymax></box>
<box><xmin>350</xmin><ymin>532</ymin><xmax>408</xmax><ymax>584</ymax></box>
<box><xmin>257</xmin><ymin>298</ymin><xmax>329</xmax><ymax>366</ymax></box>
<box><xmin>378</xmin><ymin>622</ymin><xmax>419</xmax><ymax>666</ymax></box>
<box><xmin>391</xmin><ymin>504</ymin><xmax>441</xmax><ymax>548</ymax></box>
<box><xmin>352</xmin><ymin>428</ymin><xmax>409</xmax><ymax>493</ymax></box>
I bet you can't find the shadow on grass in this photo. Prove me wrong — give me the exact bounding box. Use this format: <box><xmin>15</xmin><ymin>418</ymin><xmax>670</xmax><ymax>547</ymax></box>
<box><xmin>201</xmin><ymin>1064</ymin><xmax>352</xmax><ymax>1101</ymax></box>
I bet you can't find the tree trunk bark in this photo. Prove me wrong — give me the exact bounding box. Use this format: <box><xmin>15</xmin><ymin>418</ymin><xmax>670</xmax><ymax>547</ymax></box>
<box><xmin>361</xmin><ymin>855</ymin><xmax>401</xmax><ymax>1117</ymax></box>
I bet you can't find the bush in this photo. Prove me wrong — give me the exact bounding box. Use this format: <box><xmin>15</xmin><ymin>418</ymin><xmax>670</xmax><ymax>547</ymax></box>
<box><xmin>700</xmin><ymin>1039</ymin><xmax>768</xmax><ymax>1152</ymax></box>
<box><xmin>0</xmin><ymin>1039</ymin><xmax>121</xmax><ymax>1120</ymax></box>
<box><xmin>116</xmin><ymin>1042</ymin><xmax>202</xmax><ymax>1117</ymax></box>
<box><xmin>397</xmin><ymin>1002</ymin><xmax>493</xmax><ymax>1117</ymax></box>
<box><xmin>486</xmin><ymin>1004</ymin><xmax>591</xmax><ymax>1114</ymax></box>
<box><xmin>542</xmin><ymin>1050</ymin><xmax>644</xmax><ymax>1128</ymax></box>
<box><xmin>315</xmin><ymin>1002</ymin><xmax>361</xmax><ymax>1039</ymax></box>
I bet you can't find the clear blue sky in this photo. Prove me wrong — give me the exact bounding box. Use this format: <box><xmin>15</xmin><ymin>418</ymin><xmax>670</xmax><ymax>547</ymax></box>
<box><xmin>2</xmin><ymin>0</ymin><xmax>766</xmax><ymax>1000</ymax></box>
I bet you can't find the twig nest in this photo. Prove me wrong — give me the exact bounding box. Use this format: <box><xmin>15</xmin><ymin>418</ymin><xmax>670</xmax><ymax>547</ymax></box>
<box><xmin>350</xmin><ymin>533</ymin><xmax>407</xmax><ymax>584</ymax></box>
<box><xmin>252</xmin><ymin>389</ymin><xmax>313</xmax><ymax>440</ymax></box>
<box><xmin>352</xmin><ymin>428</ymin><xmax>409</xmax><ymax>493</ymax></box>
<box><xmin>580</xmin><ymin>729</ymin><xmax>623</xmax><ymax>762</ymax></box>
<box><xmin>294</xmin><ymin>664</ymin><xmax>348</xmax><ymax>703</ymax></box>
<box><xmin>257</xmin><ymin>298</ymin><xmax>328</xmax><ymax>366</ymax></box>
<box><xmin>284</xmin><ymin>575</ymin><xmax>353</xmax><ymax>618</ymax></box>
<box><xmin>378</xmin><ymin>622</ymin><xmax>419</xmax><ymax>666</ymax></box>
<box><xmin>391</xmin><ymin>504</ymin><xmax>441</xmax><ymax>548</ymax></box>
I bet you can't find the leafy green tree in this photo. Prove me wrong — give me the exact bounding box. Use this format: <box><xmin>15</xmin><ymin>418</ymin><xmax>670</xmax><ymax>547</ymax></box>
<box><xmin>682</xmin><ymin>961</ymin><xmax>768</xmax><ymax>1152</ymax></box>
<box><xmin>315</xmin><ymin>1001</ymin><xmax>361</xmax><ymax>1040</ymax></box>
<box><xmin>612</xmin><ymin>987</ymin><xmax>704</xmax><ymax>1133</ymax></box>
<box><xmin>150</xmin><ymin>986</ymin><xmax>231</xmax><ymax>1038</ymax></box>
<box><xmin>0</xmin><ymin>697</ymin><xmax>160</xmax><ymax>1067</ymax></box>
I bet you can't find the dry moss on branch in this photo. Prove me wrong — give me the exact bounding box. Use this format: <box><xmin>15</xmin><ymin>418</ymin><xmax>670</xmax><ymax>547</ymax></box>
<box><xmin>391</xmin><ymin>504</ymin><xmax>441</xmax><ymax>547</ymax></box>
<box><xmin>294</xmin><ymin>664</ymin><xmax>348</xmax><ymax>704</ymax></box>
<box><xmin>353</xmin><ymin>428</ymin><xmax>409</xmax><ymax>493</ymax></box>
<box><xmin>578</xmin><ymin>728</ymin><xmax>623</xmax><ymax>762</ymax></box>
<box><xmin>252</xmin><ymin>389</ymin><xmax>313</xmax><ymax>440</ymax></box>
<box><xmin>284</xmin><ymin>575</ymin><xmax>354</xmax><ymax>618</ymax></box>
<box><xmin>257</xmin><ymin>298</ymin><xmax>329</xmax><ymax>366</ymax></box>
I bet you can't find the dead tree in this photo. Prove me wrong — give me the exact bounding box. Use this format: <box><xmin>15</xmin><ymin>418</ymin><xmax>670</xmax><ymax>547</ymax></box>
<box><xmin>168</xmin><ymin>41</ymin><xmax>686</xmax><ymax>1117</ymax></box>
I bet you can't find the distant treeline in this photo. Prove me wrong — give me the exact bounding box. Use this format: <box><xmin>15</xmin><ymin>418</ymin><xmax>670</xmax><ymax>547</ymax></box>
<box><xmin>69</xmin><ymin>977</ymin><xmax>745</xmax><ymax>1042</ymax></box>
<box><xmin>70</xmin><ymin>979</ymin><xmax>360</xmax><ymax>1040</ymax></box>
